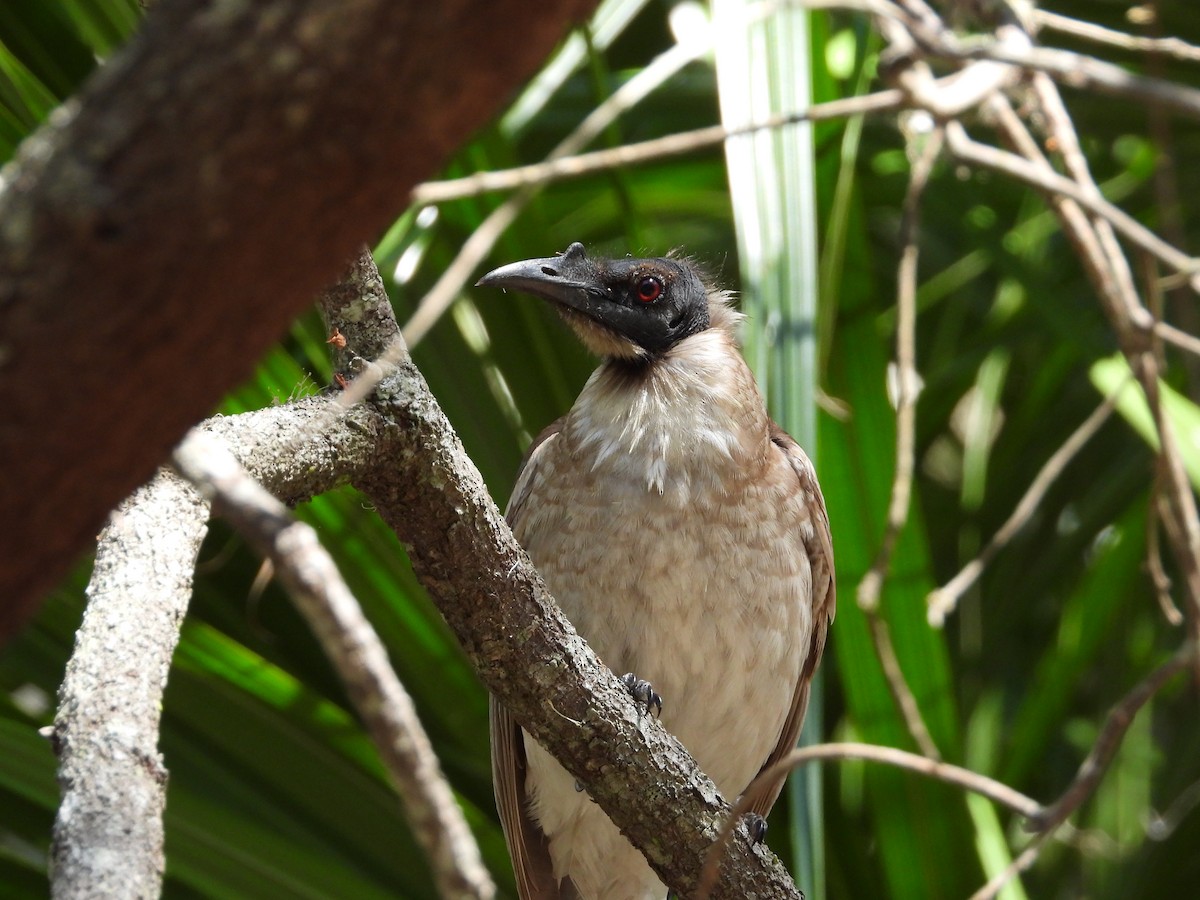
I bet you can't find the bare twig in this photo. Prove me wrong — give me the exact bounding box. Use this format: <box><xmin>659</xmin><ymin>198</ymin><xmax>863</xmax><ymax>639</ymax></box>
<box><xmin>695</xmin><ymin>741</ymin><xmax>1041</xmax><ymax>900</ymax></box>
<box><xmin>410</xmin><ymin>90</ymin><xmax>904</xmax><ymax>206</ymax></box>
<box><xmin>944</xmin><ymin>124</ymin><xmax>1200</xmax><ymax>289</ymax></box>
<box><xmin>172</xmin><ymin>431</ymin><xmax>495</xmax><ymax>900</ymax></box>
<box><xmin>1146</xmin><ymin>776</ymin><xmax>1200</xmax><ymax>840</ymax></box>
<box><xmin>856</xmin><ymin>126</ymin><xmax>944</xmax><ymax>760</ymax></box>
<box><xmin>1138</xmin><ymin>7</ymin><xmax>1200</xmax><ymax>392</ymax></box>
<box><xmin>875</xmin><ymin>9</ymin><xmax>1027</xmax><ymax>118</ymax></box>
<box><xmin>997</xmin><ymin>72</ymin><xmax>1200</xmax><ymax>672</ymax></box>
<box><xmin>967</xmin><ymin>831</ymin><xmax>1055</xmax><ymax>900</ymax></box>
<box><xmin>1033</xmin><ymin>9</ymin><xmax>1200</xmax><ymax>64</ymax></box>
<box><xmin>928</xmin><ymin>385</ymin><xmax>1125</xmax><ymax>627</ymax></box>
<box><xmin>1148</xmin><ymin>488</ymin><xmax>1186</xmax><ymax>626</ymax></box>
<box><xmin>1029</xmin><ymin>73</ymin><xmax>1200</xmax><ymax>669</ymax></box>
<box><xmin>933</xmin><ymin>32</ymin><xmax>1200</xmax><ymax>120</ymax></box>
<box><xmin>971</xmin><ymin>96</ymin><xmax>1200</xmax><ymax>644</ymax></box>
<box><xmin>1032</xmin><ymin>73</ymin><xmax>1145</xmax><ymax>323</ymax></box>
<box><xmin>981</xmin><ymin>94</ymin><xmax>1139</xmax><ymax>326</ymax></box>
<box><xmin>1155</xmin><ymin>320</ymin><xmax>1200</xmax><ymax>358</ymax></box>
<box><xmin>1026</xmin><ymin>642</ymin><xmax>1196</xmax><ymax>833</ymax></box>
<box><xmin>868</xmin><ymin>615</ymin><xmax>942</xmax><ymax>759</ymax></box>
<box><xmin>857</xmin><ymin>127</ymin><xmax>940</xmax><ymax>615</ymax></box>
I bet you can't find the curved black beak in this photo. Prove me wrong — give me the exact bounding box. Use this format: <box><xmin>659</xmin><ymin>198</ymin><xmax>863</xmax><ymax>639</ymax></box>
<box><xmin>476</xmin><ymin>242</ymin><xmax>605</xmax><ymax>317</ymax></box>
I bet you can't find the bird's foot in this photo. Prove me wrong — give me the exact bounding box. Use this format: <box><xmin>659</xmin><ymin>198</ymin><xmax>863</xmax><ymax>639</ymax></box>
<box><xmin>745</xmin><ymin>813</ymin><xmax>768</xmax><ymax>844</ymax></box>
<box><xmin>620</xmin><ymin>672</ymin><xmax>663</xmax><ymax>718</ymax></box>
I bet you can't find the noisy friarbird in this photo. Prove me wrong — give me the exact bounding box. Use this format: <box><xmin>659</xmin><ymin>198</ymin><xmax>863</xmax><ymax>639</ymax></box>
<box><xmin>478</xmin><ymin>242</ymin><xmax>835</xmax><ymax>900</ymax></box>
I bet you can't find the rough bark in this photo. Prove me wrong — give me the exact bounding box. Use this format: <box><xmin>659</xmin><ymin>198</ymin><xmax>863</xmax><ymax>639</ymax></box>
<box><xmin>0</xmin><ymin>0</ymin><xmax>598</xmax><ymax>636</ymax></box>
<box><xmin>173</xmin><ymin>430</ymin><xmax>495</xmax><ymax>900</ymax></box>
<box><xmin>52</xmin><ymin>394</ymin><xmax>384</xmax><ymax>897</ymax></box>
<box><xmin>52</xmin><ymin>469</ymin><xmax>206</xmax><ymax>899</ymax></box>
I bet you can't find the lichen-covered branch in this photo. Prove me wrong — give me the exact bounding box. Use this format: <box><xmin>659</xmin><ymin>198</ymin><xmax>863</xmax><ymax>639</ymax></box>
<box><xmin>173</xmin><ymin>430</ymin><xmax>495</xmax><ymax>900</ymax></box>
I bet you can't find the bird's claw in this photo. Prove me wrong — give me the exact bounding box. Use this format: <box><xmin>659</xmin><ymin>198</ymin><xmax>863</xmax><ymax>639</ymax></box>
<box><xmin>620</xmin><ymin>672</ymin><xmax>663</xmax><ymax>718</ymax></box>
<box><xmin>745</xmin><ymin>813</ymin><xmax>768</xmax><ymax>844</ymax></box>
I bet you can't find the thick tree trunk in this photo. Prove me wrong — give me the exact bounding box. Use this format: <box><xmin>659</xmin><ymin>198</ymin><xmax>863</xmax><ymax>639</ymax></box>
<box><xmin>0</xmin><ymin>0</ymin><xmax>596</xmax><ymax>637</ymax></box>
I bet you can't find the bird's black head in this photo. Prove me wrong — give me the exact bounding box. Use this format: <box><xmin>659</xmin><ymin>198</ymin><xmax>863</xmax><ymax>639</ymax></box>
<box><xmin>476</xmin><ymin>242</ymin><xmax>711</xmax><ymax>359</ymax></box>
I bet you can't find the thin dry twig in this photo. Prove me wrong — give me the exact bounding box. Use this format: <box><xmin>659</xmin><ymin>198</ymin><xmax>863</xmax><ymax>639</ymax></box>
<box><xmin>695</xmin><ymin>741</ymin><xmax>1041</xmax><ymax>900</ymax></box>
<box><xmin>875</xmin><ymin>6</ymin><xmax>1028</xmax><ymax>118</ymax></box>
<box><xmin>411</xmin><ymin>89</ymin><xmax>904</xmax><ymax>206</ymax></box>
<box><xmin>928</xmin><ymin>384</ymin><xmax>1126</xmax><ymax>627</ymax></box>
<box><xmin>172</xmin><ymin>430</ymin><xmax>495</xmax><ymax>900</ymax></box>
<box><xmin>856</xmin><ymin>126</ymin><xmax>943</xmax><ymax>760</ymax></box>
<box><xmin>967</xmin><ymin>831</ymin><xmax>1055</xmax><ymax>900</ymax></box>
<box><xmin>996</xmin><ymin>72</ymin><xmax>1200</xmax><ymax>674</ymax></box>
<box><xmin>931</xmin><ymin>30</ymin><xmax>1200</xmax><ymax>120</ymax></box>
<box><xmin>1148</xmin><ymin>487</ymin><xmax>1186</xmax><ymax>626</ymax></box>
<box><xmin>1036</xmin><ymin>72</ymin><xmax>1200</xmax><ymax>660</ymax></box>
<box><xmin>867</xmin><ymin>615</ymin><xmax>941</xmax><ymax>759</ymax></box>
<box><xmin>1155</xmin><ymin>320</ymin><xmax>1200</xmax><ymax>358</ymax></box>
<box><xmin>1146</xmin><ymin>775</ymin><xmax>1200</xmax><ymax>840</ymax></box>
<box><xmin>1026</xmin><ymin>642</ymin><xmax>1196</xmax><ymax>833</ymax></box>
<box><xmin>1033</xmin><ymin>9</ymin><xmax>1200</xmax><ymax>64</ymax></box>
<box><xmin>944</xmin><ymin>123</ymin><xmax>1200</xmax><ymax>289</ymax></box>
<box><xmin>857</xmin><ymin>126</ymin><xmax>939</xmax><ymax>615</ymax></box>
<box><xmin>1033</xmin><ymin>73</ymin><xmax>1146</xmax><ymax>325</ymax></box>
<box><xmin>978</xmin><ymin>91</ymin><xmax>1200</xmax><ymax>641</ymax></box>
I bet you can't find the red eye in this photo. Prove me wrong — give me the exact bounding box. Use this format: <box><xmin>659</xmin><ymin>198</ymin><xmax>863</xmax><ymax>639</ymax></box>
<box><xmin>636</xmin><ymin>276</ymin><xmax>663</xmax><ymax>303</ymax></box>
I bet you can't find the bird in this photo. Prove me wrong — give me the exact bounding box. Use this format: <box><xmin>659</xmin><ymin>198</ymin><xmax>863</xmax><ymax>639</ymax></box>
<box><xmin>477</xmin><ymin>242</ymin><xmax>835</xmax><ymax>900</ymax></box>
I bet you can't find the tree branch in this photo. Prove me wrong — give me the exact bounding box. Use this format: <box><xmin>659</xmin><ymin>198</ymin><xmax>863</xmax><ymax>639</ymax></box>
<box><xmin>1032</xmin><ymin>9</ymin><xmax>1200</xmax><ymax>63</ymax></box>
<box><xmin>1025</xmin><ymin>642</ymin><xmax>1196</xmax><ymax>834</ymax></box>
<box><xmin>50</xmin><ymin>468</ymin><xmax>206</xmax><ymax>898</ymax></box>
<box><xmin>172</xmin><ymin>430</ymin><xmax>494</xmax><ymax>900</ymax></box>
<box><xmin>856</xmin><ymin>126</ymin><xmax>943</xmax><ymax>760</ymax></box>
<box><xmin>409</xmin><ymin>90</ymin><xmax>904</xmax><ymax>205</ymax></box>
<box><xmin>928</xmin><ymin>384</ymin><xmax>1126</xmax><ymax>626</ymax></box>
<box><xmin>50</xmin><ymin>392</ymin><xmax>385</xmax><ymax>895</ymax></box>
<box><xmin>0</xmin><ymin>0</ymin><xmax>600</xmax><ymax>634</ymax></box>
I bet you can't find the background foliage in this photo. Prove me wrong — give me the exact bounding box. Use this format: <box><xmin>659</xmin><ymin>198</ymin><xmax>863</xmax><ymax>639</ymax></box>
<box><xmin>2</xmin><ymin>1</ymin><xmax>1199</xmax><ymax>898</ymax></box>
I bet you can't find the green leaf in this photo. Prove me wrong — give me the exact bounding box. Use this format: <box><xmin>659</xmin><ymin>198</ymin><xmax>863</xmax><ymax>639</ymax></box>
<box><xmin>1090</xmin><ymin>353</ymin><xmax>1200</xmax><ymax>489</ymax></box>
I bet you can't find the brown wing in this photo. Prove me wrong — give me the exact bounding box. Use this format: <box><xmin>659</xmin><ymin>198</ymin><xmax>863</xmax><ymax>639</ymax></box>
<box><xmin>490</xmin><ymin>697</ymin><xmax>561</xmax><ymax>898</ymax></box>
<box><xmin>491</xmin><ymin>420</ymin><xmax>573</xmax><ymax>900</ymax></box>
<box><xmin>745</xmin><ymin>422</ymin><xmax>837</xmax><ymax>818</ymax></box>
